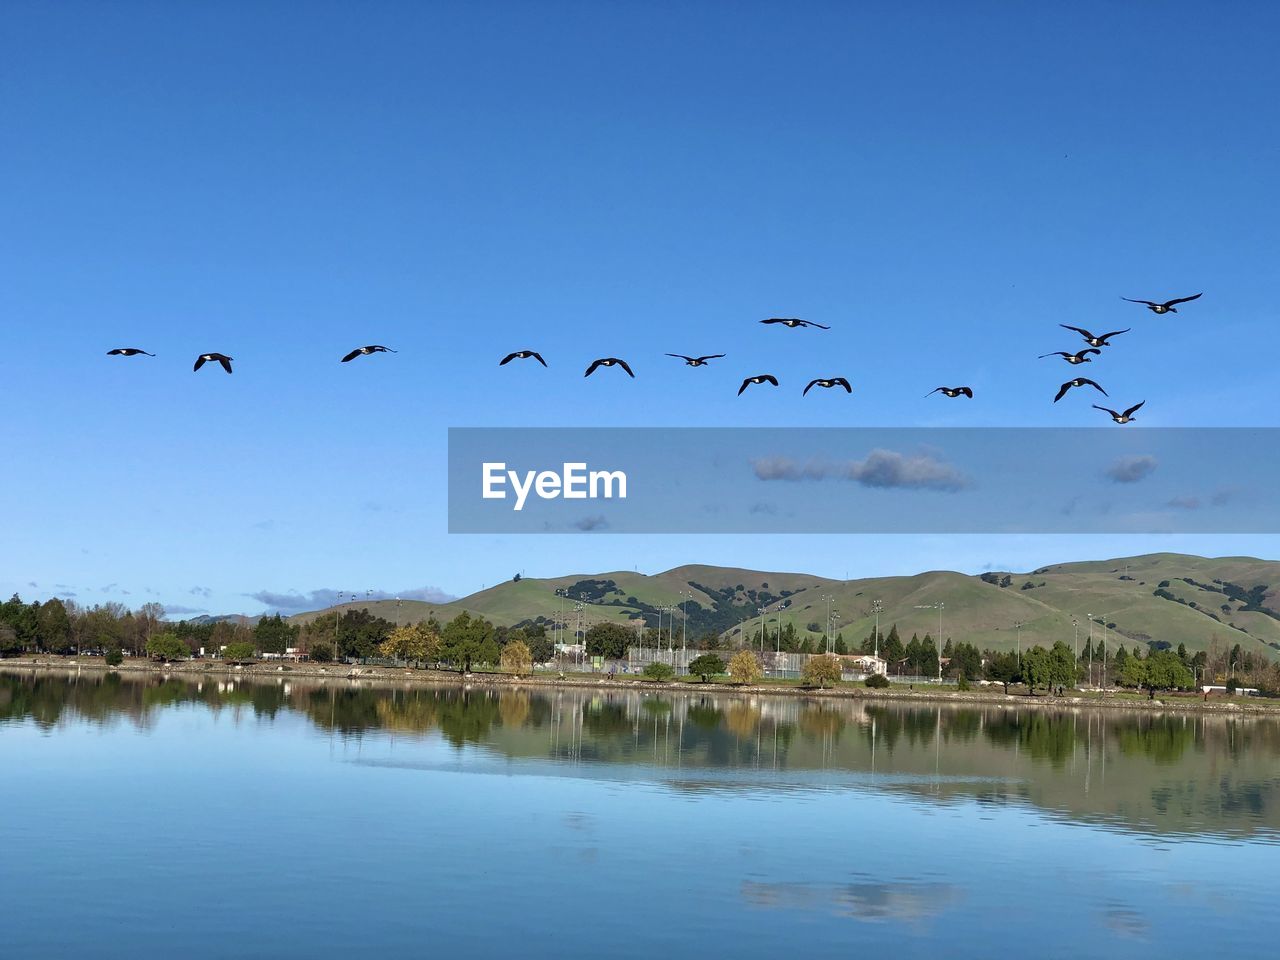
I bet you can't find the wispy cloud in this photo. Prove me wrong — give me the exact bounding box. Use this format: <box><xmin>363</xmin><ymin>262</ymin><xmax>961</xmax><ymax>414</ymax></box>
<box><xmin>751</xmin><ymin>449</ymin><xmax>969</xmax><ymax>492</ymax></box>
<box><xmin>1105</xmin><ymin>455</ymin><xmax>1157</xmax><ymax>484</ymax></box>
<box><xmin>163</xmin><ymin>604</ymin><xmax>207</xmax><ymax>616</ymax></box>
<box><xmin>574</xmin><ymin>515</ymin><xmax>609</xmax><ymax>531</ymax></box>
<box><xmin>248</xmin><ymin>585</ymin><xmax>456</xmax><ymax>612</ymax></box>
<box><xmin>190</xmin><ymin>586</ymin><xmax>213</xmax><ymax>598</ymax></box>
<box><xmin>1166</xmin><ymin>496</ymin><xmax>1201</xmax><ymax>510</ymax></box>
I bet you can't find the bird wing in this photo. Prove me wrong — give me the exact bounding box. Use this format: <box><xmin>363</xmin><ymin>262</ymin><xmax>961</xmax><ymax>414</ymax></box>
<box><xmin>217</xmin><ymin>356</ymin><xmax>233</xmax><ymax>374</ymax></box>
<box><xmin>1053</xmin><ymin>382</ymin><xmax>1071</xmax><ymax>403</ymax></box>
<box><xmin>802</xmin><ymin>320</ymin><xmax>831</xmax><ymax>329</ymax></box>
<box><xmin>833</xmin><ymin>378</ymin><xmax>852</xmax><ymax>392</ymax></box>
<box><xmin>1059</xmin><ymin>324</ymin><xmax>1093</xmax><ymax>339</ymax></box>
<box><xmin>617</xmin><ymin>360</ymin><xmax>635</xmax><ymax>377</ymax></box>
<box><xmin>1122</xmin><ymin>297</ymin><xmax>1158</xmax><ymax>307</ymax></box>
<box><xmin>1081</xmin><ymin>378</ymin><xmax>1107</xmax><ymax>395</ymax></box>
<box><xmin>531</xmin><ymin>352</ymin><xmax>547</xmax><ymax>366</ymax></box>
<box><xmin>1123</xmin><ymin>400</ymin><xmax>1145</xmax><ymax>417</ymax></box>
<box><xmin>1038</xmin><ymin>352</ymin><xmax>1067</xmax><ymax>359</ymax></box>
<box><xmin>107</xmin><ymin>349</ymin><xmax>120</xmax><ymax>355</ymax></box>
<box><xmin>737</xmin><ymin>378</ymin><xmax>752</xmax><ymax>396</ymax></box>
<box><xmin>760</xmin><ymin>318</ymin><xmax>783</xmax><ymax>325</ymax></box>
<box><xmin>694</xmin><ymin>354</ymin><xmax>725</xmax><ymax>362</ymax></box>
<box><xmin>802</xmin><ymin>379</ymin><xmax>820</xmax><ymax>396</ymax></box>
<box><xmin>193</xmin><ymin>356</ymin><xmax>206</xmax><ymax>371</ymax></box>
<box><xmin>584</xmin><ymin>359</ymin><xmax>603</xmax><ymax>377</ymax></box>
<box><xmin>959</xmin><ymin>387</ymin><xmax>972</xmax><ymax>397</ymax></box>
<box><xmin>1097</xmin><ymin>329</ymin><xmax>1130</xmax><ymax>342</ymax></box>
<box><xmin>1093</xmin><ymin>404</ymin><xmax>1119</xmax><ymax>418</ymax></box>
<box><xmin>1077</xmin><ymin>349</ymin><xmax>1101</xmax><ymax>358</ymax></box>
<box><xmin>763</xmin><ymin>375</ymin><xmax>778</xmax><ymax>386</ymax></box>
<box><xmin>666</xmin><ymin>354</ymin><xmax>694</xmax><ymax>362</ymax></box>
<box><xmin>341</xmin><ymin>349</ymin><xmax>361</xmax><ymax>363</ymax></box>
<box><xmin>1164</xmin><ymin>293</ymin><xmax>1202</xmax><ymax>307</ymax></box>
<box><xmin>924</xmin><ymin>387</ymin><xmax>944</xmax><ymax>397</ymax></box>
<box><xmin>499</xmin><ymin>353</ymin><xmax>517</xmax><ymax>365</ymax></box>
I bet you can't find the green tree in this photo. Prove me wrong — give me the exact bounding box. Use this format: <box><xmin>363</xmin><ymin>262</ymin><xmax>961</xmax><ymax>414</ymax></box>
<box><xmin>37</xmin><ymin>598</ymin><xmax>73</xmax><ymax>654</ymax></box>
<box><xmin>642</xmin><ymin>661</ymin><xmax>675</xmax><ymax>682</ymax></box>
<box><xmin>584</xmin><ymin>621</ymin><xmax>631</xmax><ymax>660</ymax></box>
<box><xmin>728</xmin><ymin>650</ymin><xmax>763</xmax><ymax>685</ymax></box>
<box><xmin>1048</xmin><ymin>641</ymin><xmax>1076</xmax><ymax>693</ymax></box>
<box><xmin>688</xmin><ymin>653</ymin><xmax>726</xmax><ymax>682</ymax></box>
<box><xmin>309</xmin><ymin>641</ymin><xmax>334</xmax><ymax>663</ymax></box>
<box><xmin>833</xmin><ymin>633</ymin><xmax>848</xmax><ymax>655</ymax></box>
<box><xmin>865</xmin><ymin>673</ymin><xmax>890</xmax><ymax>689</ymax></box>
<box><xmin>1021</xmin><ymin>645</ymin><xmax>1051</xmax><ymax>695</ymax></box>
<box><xmin>104</xmin><ymin>644</ymin><xmax>123</xmax><ymax>666</ymax></box>
<box><xmin>222</xmin><ymin>640</ymin><xmax>256</xmax><ymax>663</ymax></box>
<box><xmin>146</xmin><ymin>632</ymin><xmax>189</xmax><ymax>662</ymax></box>
<box><xmin>985</xmin><ymin>651</ymin><xmax>1019</xmax><ymax>694</ymax></box>
<box><xmin>500</xmin><ymin>638</ymin><xmax>533</xmax><ymax>676</ymax></box>
<box><xmin>438</xmin><ymin>611</ymin><xmax>496</xmax><ymax>673</ymax></box>
<box><xmin>1120</xmin><ymin>655</ymin><xmax>1148</xmax><ymax>690</ymax></box>
<box><xmin>803</xmin><ymin>654</ymin><xmax>843</xmax><ymax>689</ymax></box>
<box><xmin>254</xmin><ymin>614</ymin><xmax>297</xmax><ymax>655</ymax></box>
<box><xmin>1144</xmin><ymin>650</ymin><xmax>1194</xmax><ymax>695</ymax></box>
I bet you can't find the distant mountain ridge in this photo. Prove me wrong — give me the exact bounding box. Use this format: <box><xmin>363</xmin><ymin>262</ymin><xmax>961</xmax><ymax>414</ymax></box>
<box><xmin>288</xmin><ymin>553</ymin><xmax>1280</xmax><ymax>658</ymax></box>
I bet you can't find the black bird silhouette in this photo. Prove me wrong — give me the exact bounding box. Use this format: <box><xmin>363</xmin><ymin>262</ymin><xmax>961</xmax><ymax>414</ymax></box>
<box><xmin>500</xmin><ymin>350</ymin><xmax>547</xmax><ymax>367</ymax></box>
<box><xmin>1039</xmin><ymin>348</ymin><xmax>1100</xmax><ymax>365</ymax></box>
<box><xmin>1054</xmin><ymin>378</ymin><xmax>1107</xmax><ymax>403</ymax></box>
<box><xmin>584</xmin><ymin>358</ymin><xmax>634</xmax><ymax>378</ymax></box>
<box><xmin>1093</xmin><ymin>401</ymin><xmax>1145</xmax><ymax>424</ymax></box>
<box><xmin>666</xmin><ymin>353</ymin><xmax>725</xmax><ymax>367</ymax></box>
<box><xmin>760</xmin><ymin>318</ymin><xmax>830</xmax><ymax>329</ymax></box>
<box><xmin>1059</xmin><ymin>325</ymin><xmax>1130</xmax><ymax>348</ymax></box>
<box><xmin>738</xmin><ymin>374</ymin><xmax>779</xmax><ymax>396</ymax></box>
<box><xmin>194</xmin><ymin>353</ymin><xmax>233</xmax><ymax>374</ymax></box>
<box><xmin>803</xmin><ymin>377</ymin><xmax>852</xmax><ymax>395</ymax></box>
<box><xmin>925</xmin><ymin>386</ymin><xmax>973</xmax><ymax>398</ymax></box>
<box><xmin>106</xmin><ymin>348</ymin><xmax>154</xmax><ymax>357</ymax></box>
<box><xmin>341</xmin><ymin>345</ymin><xmax>397</xmax><ymax>363</ymax></box>
<box><xmin>1122</xmin><ymin>293</ymin><xmax>1202</xmax><ymax>314</ymax></box>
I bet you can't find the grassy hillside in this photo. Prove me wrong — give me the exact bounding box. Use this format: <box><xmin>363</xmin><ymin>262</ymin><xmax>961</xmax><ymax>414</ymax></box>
<box><xmin>292</xmin><ymin>553</ymin><xmax>1280</xmax><ymax>659</ymax></box>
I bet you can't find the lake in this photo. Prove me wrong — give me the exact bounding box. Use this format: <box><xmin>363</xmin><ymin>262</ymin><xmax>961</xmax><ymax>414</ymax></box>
<box><xmin>2</xmin><ymin>668</ymin><xmax>1278</xmax><ymax>957</ymax></box>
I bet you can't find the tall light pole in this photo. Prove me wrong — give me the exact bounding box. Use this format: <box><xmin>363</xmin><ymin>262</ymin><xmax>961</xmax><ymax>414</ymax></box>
<box><xmin>680</xmin><ymin>590</ymin><xmax>692</xmax><ymax>672</ymax></box>
<box><xmin>1015</xmin><ymin>621</ymin><xmax>1023</xmax><ymax>669</ymax></box>
<box><xmin>871</xmin><ymin>599</ymin><xmax>883</xmax><ymax>660</ymax></box>
<box><xmin>1087</xmin><ymin>614</ymin><xmax>1095</xmax><ymax>688</ymax></box>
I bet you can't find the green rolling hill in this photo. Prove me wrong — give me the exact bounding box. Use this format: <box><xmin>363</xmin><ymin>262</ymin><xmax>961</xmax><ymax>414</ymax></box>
<box><xmin>292</xmin><ymin>553</ymin><xmax>1280</xmax><ymax>659</ymax></box>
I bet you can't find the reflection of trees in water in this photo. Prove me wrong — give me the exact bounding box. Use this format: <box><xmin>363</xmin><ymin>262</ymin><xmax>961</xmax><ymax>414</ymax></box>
<box><xmin>741</xmin><ymin>879</ymin><xmax>962</xmax><ymax>925</ymax></box>
<box><xmin>797</xmin><ymin>704</ymin><xmax>844</xmax><ymax>742</ymax></box>
<box><xmin>724</xmin><ymin>703</ymin><xmax>762</xmax><ymax>739</ymax></box>
<box><xmin>1114</xmin><ymin>716</ymin><xmax>1195</xmax><ymax>765</ymax></box>
<box><xmin>983</xmin><ymin>711</ymin><xmax>1076</xmax><ymax>768</ymax></box>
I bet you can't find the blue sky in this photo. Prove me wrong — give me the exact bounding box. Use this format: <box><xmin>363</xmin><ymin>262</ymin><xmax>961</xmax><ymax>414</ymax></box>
<box><xmin>3</xmin><ymin>1</ymin><xmax>1278</xmax><ymax>615</ymax></box>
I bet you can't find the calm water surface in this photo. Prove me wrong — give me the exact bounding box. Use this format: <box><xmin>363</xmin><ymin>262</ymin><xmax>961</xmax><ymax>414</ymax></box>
<box><xmin>3</xmin><ymin>669</ymin><xmax>1279</xmax><ymax>958</ymax></box>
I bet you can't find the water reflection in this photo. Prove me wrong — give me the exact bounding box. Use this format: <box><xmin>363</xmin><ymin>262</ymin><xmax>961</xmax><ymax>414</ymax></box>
<box><xmin>3</xmin><ymin>668</ymin><xmax>1279</xmax><ymax>842</ymax></box>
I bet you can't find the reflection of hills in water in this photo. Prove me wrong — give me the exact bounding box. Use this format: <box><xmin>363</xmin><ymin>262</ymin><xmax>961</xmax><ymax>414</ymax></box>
<box><xmin>3</xmin><ymin>669</ymin><xmax>1278</xmax><ymax>842</ymax></box>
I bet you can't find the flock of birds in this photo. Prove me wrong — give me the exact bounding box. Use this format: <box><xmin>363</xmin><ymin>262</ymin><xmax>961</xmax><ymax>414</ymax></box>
<box><xmin>105</xmin><ymin>295</ymin><xmax>1202</xmax><ymax>422</ymax></box>
<box><xmin>1033</xmin><ymin>292</ymin><xmax>1201</xmax><ymax>422</ymax></box>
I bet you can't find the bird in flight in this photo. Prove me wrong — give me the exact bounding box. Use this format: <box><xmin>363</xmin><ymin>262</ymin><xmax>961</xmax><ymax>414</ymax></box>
<box><xmin>1039</xmin><ymin>349</ymin><xmax>1100</xmax><ymax>365</ymax></box>
<box><xmin>666</xmin><ymin>353</ymin><xmax>725</xmax><ymax>367</ymax></box>
<box><xmin>803</xmin><ymin>377</ymin><xmax>852</xmax><ymax>395</ymax></box>
<box><xmin>738</xmin><ymin>374</ymin><xmax>779</xmax><ymax>395</ymax></box>
<box><xmin>1053</xmin><ymin>378</ymin><xmax>1107</xmax><ymax>403</ymax></box>
<box><xmin>1059</xmin><ymin>325</ymin><xmax>1130</xmax><ymax>348</ymax></box>
<box><xmin>760</xmin><ymin>318</ymin><xmax>830</xmax><ymax>329</ymax></box>
<box><xmin>194</xmin><ymin>353</ymin><xmax>233</xmax><ymax>374</ymax></box>
<box><xmin>584</xmin><ymin>358</ymin><xmax>634</xmax><ymax>378</ymax></box>
<box><xmin>500</xmin><ymin>350</ymin><xmax>547</xmax><ymax>367</ymax></box>
<box><xmin>1093</xmin><ymin>401</ymin><xmax>1145</xmax><ymax>424</ymax></box>
<box><xmin>1122</xmin><ymin>293</ymin><xmax>1202</xmax><ymax>314</ymax></box>
<box><xmin>342</xmin><ymin>345</ymin><xmax>397</xmax><ymax>363</ymax></box>
<box><xmin>106</xmin><ymin>348</ymin><xmax>154</xmax><ymax>357</ymax></box>
<box><xmin>925</xmin><ymin>386</ymin><xmax>973</xmax><ymax>398</ymax></box>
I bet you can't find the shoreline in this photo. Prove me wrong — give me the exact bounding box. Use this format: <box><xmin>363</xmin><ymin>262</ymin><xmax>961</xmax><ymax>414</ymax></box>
<box><xmin>4</xmin><ymin>655</ymin><xmax>1277</xmax><ymax>717</ymax></box>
